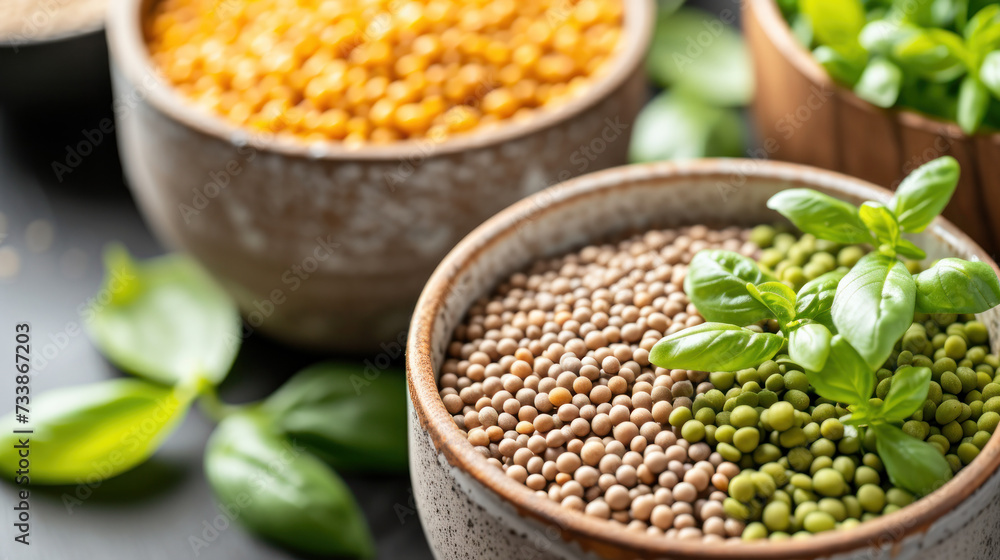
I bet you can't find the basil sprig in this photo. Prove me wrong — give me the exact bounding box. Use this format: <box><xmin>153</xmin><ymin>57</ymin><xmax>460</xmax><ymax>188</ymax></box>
<box><xmin>652</xmin><ymin>249</ymin><xmax>839</xmax><ymax>373</ymax></box>
<box><xmin>769</xmin><ymin>156</ymin><xmax>1000</xmax><ymax>369</ymax></box>
<box><xmin>653</xmin><ymin>157</ymin><xmax>1000</xmax><ymax>495</ymax></box>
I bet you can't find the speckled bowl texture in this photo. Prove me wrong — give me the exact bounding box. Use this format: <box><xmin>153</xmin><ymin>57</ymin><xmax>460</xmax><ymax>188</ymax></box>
<box><xmin>105</xmin><ymin>0</ymin><xmax>653</xmax><ymax>351</ymax></box>
<box><xmin>407</xmin><ymin>159</ymin><xmax>1000</xmax><ymax>560</ymax></box>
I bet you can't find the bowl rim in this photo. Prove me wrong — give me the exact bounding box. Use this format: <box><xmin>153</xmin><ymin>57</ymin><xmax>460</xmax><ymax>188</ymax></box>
<box><xmin>105</xmin><ymin>0</ymin><xmax>654</xmax><ymax>161</ymax></box>
<box><xmin>406</xmin><ymin>158</ymin><xmax>1000</xmax><ymax>559</ymax></box>
<box><xmin>748</xmin><ymin>0</ymin><xmax>1000</xmax><ymax>140</ymax></box>
<box><xmin>0</xmin><ymin>18</ymin><xmax>104</xmax><ymax>48</ymax></box>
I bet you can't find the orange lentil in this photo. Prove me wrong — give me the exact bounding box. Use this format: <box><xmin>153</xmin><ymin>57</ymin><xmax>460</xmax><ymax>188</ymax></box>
<box><xmin>145</xmin><ymin>0</ymin><xmax>622</xmax><ymax>143</ymax></box>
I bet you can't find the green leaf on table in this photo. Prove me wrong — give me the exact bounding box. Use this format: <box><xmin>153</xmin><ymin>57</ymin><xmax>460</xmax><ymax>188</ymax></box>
<box><xmin>805</xmin><ymin>334</ymin><xmax>874</xmax><ymax>405</ymax></box>
<box><xmin>889</xmin><ymin>156</ymin><xmax>959</xmax><ymax>233</ymax></box>
<box><xmin>832</xmin><ymin>253</ymin><xmax>917</xmax><ymax>370</ymax></box>
<box><xmin>859</xmin><ymin>202</ymin><xmax>900</xmax><ymax>248</ymax></box>
<box><xmin>789</xmin><ymin>322</ymin><xmax>833</xmax><ymax>372</ymax></box>
<box><xmin>0</xmin><ymin>379</ymin><xmax>193</xmax><ymax>484</ymax></box>
<box><xmin>873</xmin><ymin>422</ymin><xmax>953</xmax><ymax>496</ymax></box>
<box><xmin>746</xmin><ymin>281</ymin><xmax>797</xmax><ymax>325</ymax></box>
<box><xmin>766</xmin><ymin>189</ymin><xmax>872</xmax><ymax>244</ymax></box>
<box><xmin>262</xmin><ymin>362</ymin><xmax>408</xmax><ymax>473</ymax></box>
<box><xmin>205</xmin><ymin>412</ymin><xmax>374</xmax><ymax>558</ymax></box>
<box><xmin>800</xmin><ymin>0</ymin><xmax>866</xmax><ymax>48</ymax></box>
<box><xmin>879</xmin><ymin>366</ymin><xmax>932</xmax><ymax>421</ymax></box>
<box><xmin>628</xmin><ymin>91</ymin><xmax>745</xmax><ymax>163</ymax></box>
<box><xmin>854</xmin><ymin>57</ymin><xmax>903</xmax><ymax>108</ymax></box>
<box><xmin>85</xmin><ymin>245</ymin><xmax>241</xmax><ymax>386</ymax></box>
<box><xmin>958</xmin><ymin>75</ymin><xmax>990</xmax><ymax>133</ymax></box>
<box><xmin>981</xmin><ymin>51</ymin><xmax>1000</xmax><ymax>98</ymax></box>
<box><xmin>914</xmin><ymin>258</ymin><xmax>1000</xmax><ymax>313</ymax></box>
<box><xmin>795</xmin><ymin>269</ymin><xmax>848</xmax><ymax>332</ymax></box>
<box><xmin>649</xmin><ymin>323</ymin><xmax>784</xmax><ymax>372</ymax></box>
<box><xmin>683</xmin><ymin>250</ymin><xmax>776</xmax><ymax>326</ymax></box>
<box><xmin>645</xmin><ymin>7</ymin><xmax>753</xmax><ymax>106</ymax></box>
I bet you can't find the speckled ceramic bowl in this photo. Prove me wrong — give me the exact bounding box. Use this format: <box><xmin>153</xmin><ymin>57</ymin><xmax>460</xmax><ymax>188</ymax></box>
<box><xmin>105</xmin><ymin>0</ymin><xmax>652</xmax><ymax>352</ymax></box>
<box><xmin>407</xmin><ymin>159</ymin><xmax>1000</xmax><ymax>560</ymax></box>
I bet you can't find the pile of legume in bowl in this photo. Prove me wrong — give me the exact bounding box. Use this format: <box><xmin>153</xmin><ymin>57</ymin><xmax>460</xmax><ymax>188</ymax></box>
<box><xmin>438</xmin><ymin>157</ymin><xmax>1000</xmax><ymax>542</ymax></box>
<box><xmin>144</xmin><ymin>0</ymin><xmax>623</xmax><ymax>145</ymax></box>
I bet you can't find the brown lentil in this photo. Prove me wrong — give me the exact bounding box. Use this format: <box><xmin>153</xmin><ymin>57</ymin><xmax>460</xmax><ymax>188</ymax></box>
<box><xmin>440</xmin><ymin>225</ymin><xmax>756</xmax><ymax>540</ymax></box>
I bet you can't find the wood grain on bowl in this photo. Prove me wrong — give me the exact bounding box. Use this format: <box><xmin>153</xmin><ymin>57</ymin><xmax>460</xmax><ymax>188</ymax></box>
<box><xmin>407</xmin><ymin>159</ymin><xmax>1000</xmax><ymax>559</ymax></box>
<box><xmin>744</xmin><ymin>0</ymin><xmax>1000</xmax><ymax>253</ymax></box>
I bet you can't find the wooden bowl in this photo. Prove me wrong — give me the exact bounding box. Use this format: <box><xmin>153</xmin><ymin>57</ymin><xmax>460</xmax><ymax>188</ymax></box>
<box><xmin>744</xmin><ymin>0</ymin><xmax>1000</xmax><ymax>253</ymax></box>
<box><xmin>105</xmin><ymin>0</ymin><xmax>653</xmax><ymax>352</ymax></box>
<box><xmin>407</xmin><ymin>159</ymin><xmax>1000</xmax><ymax>559</ymax></box>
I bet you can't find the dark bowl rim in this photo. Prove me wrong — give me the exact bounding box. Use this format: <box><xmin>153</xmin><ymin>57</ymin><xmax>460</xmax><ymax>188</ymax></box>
<box><xmin>105</xmin><ymin>0</ymin><xmax>654</xmax><ymax>161</ymax></box>
<box><xmin>749</xmin><ymin>0</ymin><xmax>1000</xmax><ymax>140</ymax></box>
<box><xmin>406</xmin><ymin>158</ymin><xmax>1000</xmax><ymax>559</ymax></box>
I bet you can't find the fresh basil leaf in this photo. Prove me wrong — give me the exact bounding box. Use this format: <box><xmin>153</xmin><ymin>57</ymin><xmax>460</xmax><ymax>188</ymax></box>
<box><xmin>683</xmin><ymin>250</ymin><xmax>776</xmax><ymax>326</ymax></box>
<box><xmin>86</xmin><ymin>245</ymin><xmax>241</xmax><ymax>386</ymax></box>
<box><xmin>647</xmin><ymin>7</ymin><xmax>753</xmax><ymax>106</ymax></box>
<box><xmin>649</xmin><ymin>323</ymin><xmax>784</xmax><ymax>372</ymax></box>
<box><xmin>879</xmin><ymin>366</ymin><xmax>932</xmax><ymax>421</ymax></box>
<box><xmin>981</xmin><ymin>51</ymin><xmax>1000</xmax><ymax>98</ymax></box>
<box><xmin>0</xmin><ymin>379</ymin><xmax>193</xmax><ymax>484</ymax></box>
<box><xmin>832</xmin><ymin>253</ymin><xmax>917</xmax><ymax>370</ymax></box>
<box><xmin>746</xmin><ymin>281</ymin><xmax>797</xmax><ymax>325</ymax></box>
<box><xmin>926</xmin><ymin>29</ymin><xmax>973</xmax><ymax>69</ymax></box>
<box><xmin>958</xmin><ymin>75</ymin><xmax>990</xmax><ymax>133</ymax></box>
<box><xmin>913</xmin><ymin>258</ymin><xmax>1000</xmax><ymax>313</ymax></box>
<box><xmin>628</xmin><ymin>91</ymin><xmax>746</xmax><ymax>162</ymax></box>
<box><xmin>795</xmin><ymin>269</ymin><xmax>848</xmax><ymax>332</ymax></box>
<box><xmin>800</xmin><ymin>0</ymin><xmax>866</xmax><ymax>47</ymax></box>
<box><xmin>205</xmin><ymin>412</ymin><xmax>374</xmax><ymax>558</ymax></box>
<box><xmin>859</xmin><ymin>20</ymin><xmax>912</xmax><ymax>55</ymax></box>
<box><xmin>859</xmin><ymin>202</ymin><xmax>901</xmax><ymax>248</ymax></box>
<box><xmin>895</xmin><ymin>238</ymin><xmax>927</xmax><ymax>260</ymax></box>
<box><xmin>812</xmin><ymin>45</ymin><xmax>866</xmax><ymax>84</ymax></box>
<box><xmin>893</xmin><ymin>30</ymin><xmax>965</xmax><ymax>75</ymax></box>
<box><xmin>889</xmin><ymin>156</ymin><xmax>960</xmax><ymax>233</ymax></box>
<box><xmin>873</xmin><ymin>422</ymin><xmax>953</xmax><ymax>496</ymax></box>
<box><xmin>965</xmin><ymin>4</ymin><xmax>1000</xmax><ymax>56</ymax></box>
<box><xmin>806</xmin><ymin>334</ymin><xmax>874</xmax><ymax>405</ymax></box>
<box><xmin>854</xmin><ymin>57</ymin><xmax>903</xmax><ymax>108</ymax></box>
<box><xmin>789</xmin><ymin>322</ymin><xmax>833</xmax><ymax>372</ymax></box>
<box><xmin>767</xmin><ymin>189</ymin><xmax>872</xmax><ymax>244</ymax></box>
<box><xmin>262</xmin><ymin>362</ymin><xmax>408</xmax><ymax>473</ymax></box>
